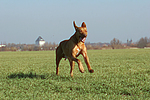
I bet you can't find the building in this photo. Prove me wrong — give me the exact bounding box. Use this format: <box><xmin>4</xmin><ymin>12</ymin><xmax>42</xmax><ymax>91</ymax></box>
<box><xmin>127</xmin><ymin>39</ymin><xmax>132</xmax><ymax>46</ymax></box>
<box><xmin>0</xmin><ymin>44</ymin><xmax>6</xmax><ymax>48</ymax></box>
<box><xmin>0</xmin><ymin>42</ymin><xmax>6</xmax><ymax>47</ymax></box>
<box><xmin>35</xmin><ymin>36</ymin><xmax>45</xmax><ymax>46</ymax></box>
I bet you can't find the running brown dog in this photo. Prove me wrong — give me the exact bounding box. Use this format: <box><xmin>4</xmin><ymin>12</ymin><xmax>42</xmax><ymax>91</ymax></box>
<box><xmin>56</xmin><ymin>21</ymin><xmax>94</xmax><ymax>77</ymax></box>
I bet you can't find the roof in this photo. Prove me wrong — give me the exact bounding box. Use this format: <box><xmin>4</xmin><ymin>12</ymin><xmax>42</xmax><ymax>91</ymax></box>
<box><xmin>36</xmin><ymin>36</ymin><xmax>45</xmax><ymax>42</ymax></box>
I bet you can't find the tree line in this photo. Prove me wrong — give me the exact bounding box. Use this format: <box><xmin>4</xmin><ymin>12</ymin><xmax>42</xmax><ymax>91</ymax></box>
<box><xmin>110</xmin><ymin>37</ymin><xmax>150</xmax><ymax>49</ymax></box>
<box><xmin>0</xmin><ymin>42</ymin><xmax>58</xmax><ymax>51</ymax></box>
<box><xmin>0</xmin><ymin>37</ymin><xmax>150</xmax><ymax>51</ymax></box>
<box><xmin>86</xmin><ymin>37</ymin><xmax>150</xmax><ymax>50</ymax></box>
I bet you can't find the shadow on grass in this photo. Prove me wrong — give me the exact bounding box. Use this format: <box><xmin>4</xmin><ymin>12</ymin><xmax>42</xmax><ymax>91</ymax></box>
<box><xmin>7</xmin><ymin>72</ymin><xmax>46</xmax><ymax>79</ymax></box>
<box><xmin>7</xmin><ymin>72</ymin><xmax>87</xmax><ymax>81</ymax></box>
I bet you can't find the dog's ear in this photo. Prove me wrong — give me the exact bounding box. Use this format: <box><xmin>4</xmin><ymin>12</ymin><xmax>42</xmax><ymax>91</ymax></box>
<box><xmin>81</xmin><ymin>22</ymin><xmax>86</xmax><ymax>27</ymax></box>
<box><xmin>73</xmin><ymin>21</ymin><xmax>78</xmax><ymax>30</ymax></box>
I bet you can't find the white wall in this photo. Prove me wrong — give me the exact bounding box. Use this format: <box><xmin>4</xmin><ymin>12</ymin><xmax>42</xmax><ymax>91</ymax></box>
<box><xmin>39</xmin><ymin>41</ymin><xmax>45</xmax><ymax>46</ymax></box>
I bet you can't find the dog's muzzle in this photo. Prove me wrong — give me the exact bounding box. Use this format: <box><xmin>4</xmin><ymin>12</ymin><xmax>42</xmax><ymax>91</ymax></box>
<box><xmin>80</xmin><ymin>37</ymin><xmax>86</xmax><ymax>43</ymax></box>
<box><xmin>79</xmin><ymin>34</ymin><xmax>87</xmax><ymax>43</ymax></box>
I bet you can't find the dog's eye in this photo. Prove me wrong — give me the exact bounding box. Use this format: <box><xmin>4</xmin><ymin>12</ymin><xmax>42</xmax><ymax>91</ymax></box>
<box><xmin>79</xmin><ymin>30</ymin><xmax>82</xmax><ymax>33</ymax></box>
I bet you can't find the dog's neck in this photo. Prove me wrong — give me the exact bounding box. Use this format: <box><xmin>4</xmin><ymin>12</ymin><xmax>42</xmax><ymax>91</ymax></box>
<box><xmin>70</xmin><ymin>32</ymin><xmax>80</xmax><ymax>44</ymax></box>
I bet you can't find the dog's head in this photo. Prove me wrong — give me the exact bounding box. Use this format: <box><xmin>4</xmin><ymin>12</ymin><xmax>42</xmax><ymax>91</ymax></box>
<box><xmin>73</xmin><ymin>21</ymin><xmax>87</xmax><ymax>43</ymax></box>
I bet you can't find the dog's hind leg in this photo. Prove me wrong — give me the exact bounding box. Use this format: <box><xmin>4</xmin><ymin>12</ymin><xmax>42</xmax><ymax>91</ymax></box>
<box><xmin>56</xmin><ymin>56</ymin><xmax>62</xmax><ymax>76</ymax></box>
<box><xmin>68</xmin><ymin>59</ymin><xmax>75</xmax><ymax>77</ymax></box>
<box><xmin>56</xmin><ymin>47</ymin><xmax>63</xmax><ymax>76</ymax></box>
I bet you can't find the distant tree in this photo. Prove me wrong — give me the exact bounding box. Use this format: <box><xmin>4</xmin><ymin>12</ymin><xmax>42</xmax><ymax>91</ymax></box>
<box><xmin>137</xmin><ymin>37</ymin><xmax>148</xmax><ymax>48</ymax></box>
<box><xmin>52</xmin><ymin>42</ymin><xmax>58</xmax><ymax>50</ymax></box>
<box><xmin>148</xmin><ymin>37</ymin><xmax>150</xmax><ymax>43</ymax></box>
<box><xmin>34</xmin><ymin>46</ymin><xmax>40</xmax><ymax>51</ymax></box>
<box><xmin>27</xmin><ymin>45</ymin><xmax>35</xmax><ymax>51</ymax></box>
<box><xmin>10</xmin><ymin>47</ymin><xmax>17</xmax><ymax>51</ymax></box>
<box><xmin>110</xmin><ymin>38</ymin><xmax>122</xmax><ymax>49</ymax></box>
<box><xmin>85</xmin><ymin>42</ymin><xmax>93</xmax><ymax>50</ymax></box>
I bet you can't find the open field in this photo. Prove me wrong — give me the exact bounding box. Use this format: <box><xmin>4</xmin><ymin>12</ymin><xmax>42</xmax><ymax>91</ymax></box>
<box><xmin>0</xmin><ymin>49</ymin><xmax>150</xmax><ymax>99</ymax></box>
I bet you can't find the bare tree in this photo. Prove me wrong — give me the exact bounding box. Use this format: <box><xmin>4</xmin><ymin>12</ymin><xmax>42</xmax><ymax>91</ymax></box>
<box><xmin>110</xmin><ymin>38</ymin><xmax>122</xmax><ymax>49</ymax></box>
<box><xmin>137</xmin><ymin>37</ymin><xmax>148</xmax><ymax>48</ymax></box>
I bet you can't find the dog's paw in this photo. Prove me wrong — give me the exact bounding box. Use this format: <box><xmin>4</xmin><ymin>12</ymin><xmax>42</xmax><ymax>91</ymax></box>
<box><xmin>89</xmin><ymin>69</ymin><xmax>94</xmax><ymax>73</ymax></box>
<box><xmin>79</xmin><ymin>70</ymin><xmax>84</xmax><ymax>73</ymax></box>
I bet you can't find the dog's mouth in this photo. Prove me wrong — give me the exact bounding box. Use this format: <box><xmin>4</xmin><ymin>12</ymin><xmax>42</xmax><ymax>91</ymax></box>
<box><xmin>79</xmin><ymin>37</ymin><xmax>86</xmax><ymax>43</ymax></box>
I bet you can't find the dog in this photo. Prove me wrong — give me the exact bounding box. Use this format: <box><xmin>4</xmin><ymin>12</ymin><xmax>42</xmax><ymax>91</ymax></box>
<box><xmin>56</xmin><ymin>21</ymin><xmax>94</xmax><ymax>77</ymax></box>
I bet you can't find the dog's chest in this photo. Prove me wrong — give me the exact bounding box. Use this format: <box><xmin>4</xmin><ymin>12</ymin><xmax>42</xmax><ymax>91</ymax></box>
<box><xmin>76</xmin><ymin>48</ymin><xmax>81</xmax><ymax>55</ymax></box>
<box><xmin>64</xmin><ymin>48</ymin><xmax>81</xmax><ymax>60</ymax></box>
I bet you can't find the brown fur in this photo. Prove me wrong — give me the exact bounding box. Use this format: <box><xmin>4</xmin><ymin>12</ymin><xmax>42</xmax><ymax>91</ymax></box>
<box><xmin>56</xmin><ymin>21</ymin><xmax>94</xmax><ymax>77</ymax></box>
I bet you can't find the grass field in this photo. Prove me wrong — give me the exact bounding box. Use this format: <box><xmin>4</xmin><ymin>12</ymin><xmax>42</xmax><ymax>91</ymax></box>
<box><xmin>0</xmin><ymin>49</ymin><xmax>150</xmax><ymax>99</ymax></box>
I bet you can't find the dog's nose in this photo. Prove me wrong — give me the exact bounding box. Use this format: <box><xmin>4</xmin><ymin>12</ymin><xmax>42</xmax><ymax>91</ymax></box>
<box><xmin>83</xmin><ymin>34</ymin><xmax>87</xmax><ymax>37</ymax></box>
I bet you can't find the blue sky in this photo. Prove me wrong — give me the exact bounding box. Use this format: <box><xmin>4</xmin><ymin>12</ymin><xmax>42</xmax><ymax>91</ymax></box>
<box><xmin>0</xmin><ymin>0</ymin><xmax>150</xmax><ymax>44</ymax></box>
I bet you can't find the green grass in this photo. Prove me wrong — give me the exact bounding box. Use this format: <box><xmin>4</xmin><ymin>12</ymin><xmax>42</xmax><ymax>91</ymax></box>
<box><xmin>0</xmin><ymin>49</ymin><xmax>150</xmax><ymax>99</ymax></box>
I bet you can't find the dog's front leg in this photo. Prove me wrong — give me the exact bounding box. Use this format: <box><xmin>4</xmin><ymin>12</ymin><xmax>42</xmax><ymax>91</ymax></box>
<box><xmin>70</xmin><ymin>56</ymin><xmax>84</xmax><ymax>73</ymax></box>
<box><xmin>82</xmin><ymin>52</ymin><xmax>94</xmax><ymax>73</ymax></box>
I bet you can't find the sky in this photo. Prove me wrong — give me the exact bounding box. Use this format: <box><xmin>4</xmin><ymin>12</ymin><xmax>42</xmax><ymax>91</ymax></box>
<box><xmin>0</xmin><ymin>0</ymin><xmax>150</xmax><ymax>44</ymax></box>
